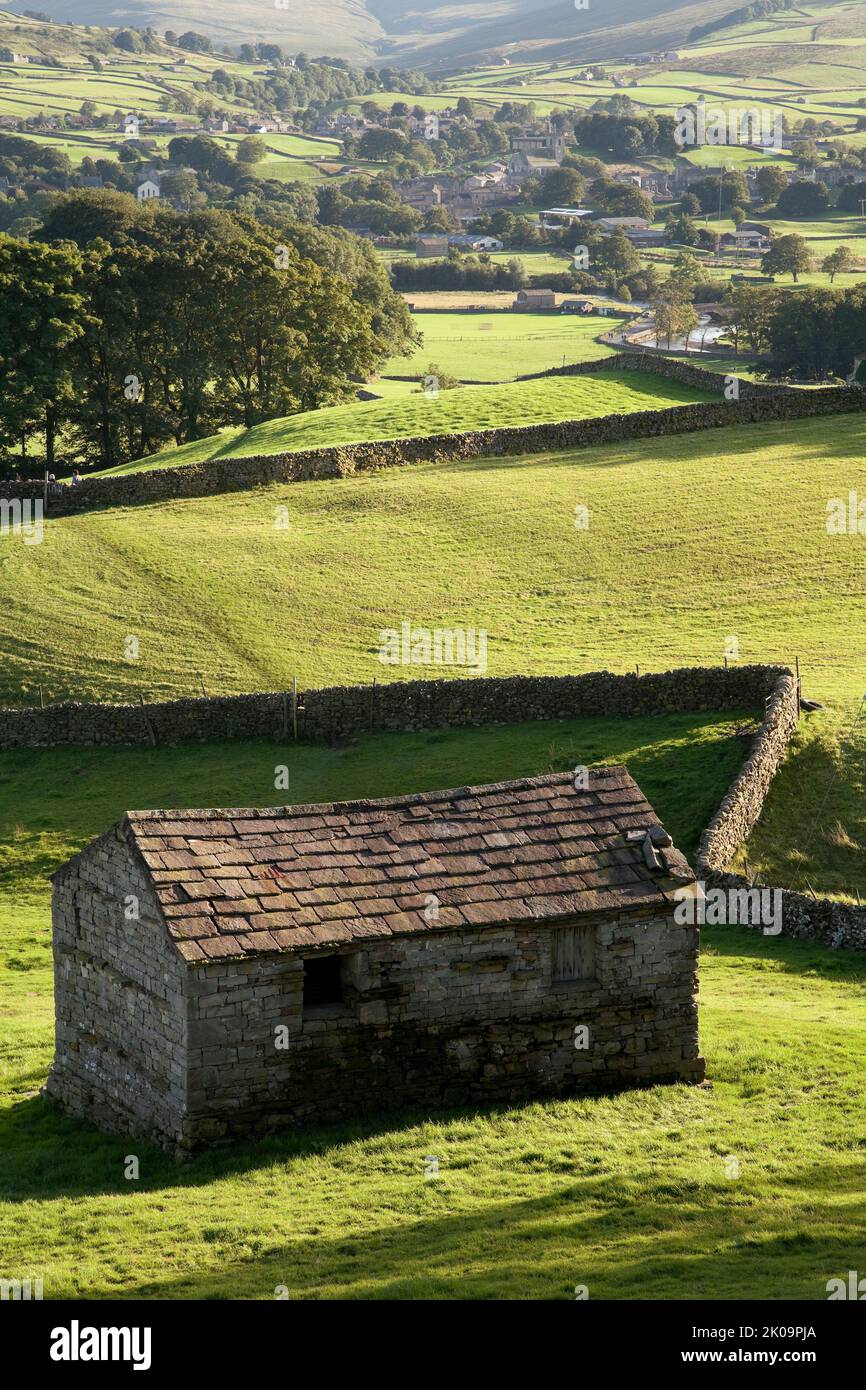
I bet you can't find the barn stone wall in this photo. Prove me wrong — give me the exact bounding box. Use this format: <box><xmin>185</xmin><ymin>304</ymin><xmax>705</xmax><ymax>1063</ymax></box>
<box><xmin>46</xmin><ymin>825</ymin><xmax>188</xmax><ymax>1148</ymax></box>
<box><xmin>182</xmin><ymin>907</ymin><xmax>703</xmax><ymax>1147</ymax></box>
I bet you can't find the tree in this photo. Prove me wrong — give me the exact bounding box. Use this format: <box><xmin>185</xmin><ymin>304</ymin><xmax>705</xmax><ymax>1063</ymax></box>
<box><xmin>723</xmin><ymin>283</ymin><xmax>780</xmax><ymax>354</ymax></box>
<box><xmin>422</xmin><ymin>205</ymin><xmax>459</xmax><ymax>233</ymax></box>
<box><xmin>762</xmin><ymin>233</ymin><xmax>813</xmax><ymax>282</ymax></box>
<box><xmin>823</xmin><ymin>246</ymin><xmax>856</xmax><ymax>283</ymax></box>
<box><xmin>680</xmin><ymin>192</ymin><xmax>701</xmax><ymax>216</ymax></box>
<box><xmin>689</xmin><ymin>171</ymin><xmax>750</xmax><ymax>214</ymax></box>
<box><xmin>356</xmin><ymin>127</ymin><xmax>410</xmax><ymax>161</ymax></box>
<box><xmin>755</xmin><ymin>165</ymin><xmax>788</xmax><ymax>205</ymax></box>
<box><xmin>731</xmin><ymin>206</ymin><xmax>746</xmax><ymax>229</ymax></box>
<box><xmin>665</xmin><ymin>213</ymin><xmax>699</xmax><ymax>246</ymax></box>
<box><xmin>589</xmin><ymin>177</ymin><xmax>654</xmax><ymax>220</ymax></box>
<box><xmin>0</xmin><ymin>235</ymin><xmax>88</xmax><ymax>469</ymax></box>
<box><xmin>668</xmin><ymin>250</ymin><xmax>701</xmax><ymax>300</ymax></box>
<box><xmin>236</xmin><ymin>136</ymin><xmax>266</xmax><ymax>165</ymax></box>
<box><xmin>836</xmin><ymin>181</ymin><xmax>866</xmax><ymax>214</ymax></box>
<box><xmin>762</xmin><ymin>286</ymin><xmax>859</xmax><ymax>380</ymax></box>
<box><xmin>177</xmin><ymin>31</ymin><xmax>212</xmax><ymax>54</ymax></box>
<box><xmin>112</xmin><ymin>29</ymin><xmax>144</xmax><ymax>53</ymax></box>
<box><xmin>26</xmin><ymin>199</ymin><xmax>419</xmax><ymax>466</ymax></box>
<box><xmin>594</xmin><ymin>231</ymin><xmax>640</xmax><ymax>289</ymax></box>
<box><xmin>653</xmin><ymin>295</ymin><xmax>698</xmax><ymax>350</ymax></box>
<box><xmin>539</xmin><ymin>166</ymin><xmax>585</xmax><ymax>207</ymax></box>
<box><xmin>775</xmin><ymin>180</ymin><xmax>829</xmax><ymax>217</ymax></box>
<box><xmin>160</xmin><ymin>167</ymin><xmax>199</xmax><ymax>207</ymax></box>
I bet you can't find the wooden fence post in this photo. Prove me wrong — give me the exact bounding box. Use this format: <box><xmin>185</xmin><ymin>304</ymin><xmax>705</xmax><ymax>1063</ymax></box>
<box><xmin>138</xmin><ymin>691</ymin><xmax>157</xmax><ymax>747</ymax></box>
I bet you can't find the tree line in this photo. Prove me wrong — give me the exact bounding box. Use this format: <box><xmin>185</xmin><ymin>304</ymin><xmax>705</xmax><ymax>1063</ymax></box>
<box><xmin>0</xmin><ymin>193</ymin><xmax>418</xmax><ymax>474</ymax></box>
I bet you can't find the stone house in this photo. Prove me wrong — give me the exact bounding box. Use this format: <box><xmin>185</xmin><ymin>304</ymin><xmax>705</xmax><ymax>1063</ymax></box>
<box><xmin>513</xmin><ymin>287</ymin><xmax>557</xmax><ymax>310</ymax></box>
<box><xmin>511</xmin><ymin>129</ymin><xmax>566</xmax><ymax>162</ymax></box>
<box><xmin>47</xmin><ymin>770</ymin><xmax>704</xmax><ymax>1152</ymax></box>
<box><xmin>508</xmin><ymin>151</ymin><xmax>560</xmax><ymax>183</ymax></box>
<box><xmin>415</xmin><ymin>234</ymin><xmax>450</xmax><ymax>258</ymax></box>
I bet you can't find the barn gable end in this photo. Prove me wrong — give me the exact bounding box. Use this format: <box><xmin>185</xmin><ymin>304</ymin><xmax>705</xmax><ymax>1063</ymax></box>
<box><xmin>47</xmin><ymin>822</ymin><xmax>189</xmax><ymax>1148</ymax></box>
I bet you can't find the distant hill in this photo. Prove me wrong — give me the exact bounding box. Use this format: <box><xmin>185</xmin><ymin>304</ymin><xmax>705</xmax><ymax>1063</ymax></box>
<box><xmin>0</xmin><ymin>0</ymin><xmax>771</xmax><ymax>66</ymax></box>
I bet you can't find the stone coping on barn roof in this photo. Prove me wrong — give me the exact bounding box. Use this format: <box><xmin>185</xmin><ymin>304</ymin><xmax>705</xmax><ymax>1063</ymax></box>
<box><xmin>55</xmin><ymin>769</ymin><xmax>694</xmax><ymax>965</ymax></box>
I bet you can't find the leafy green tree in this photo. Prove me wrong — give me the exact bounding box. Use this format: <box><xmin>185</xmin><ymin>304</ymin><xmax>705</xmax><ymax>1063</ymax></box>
<box><xmin>539</xmin><ymin>167</ymin><xmax>585</xmax><ymax>207</ymax></box>
<box><xmin>836</xmin><ymin>181</ymin><xmax>866</xmax><ymax>214</ymax></box>
<box><xmin>823</xmin><ymin>246</ymin><xmax>856</xmax><ymax>283</ymax></box>
<box><xmin>666</xmin><ymin>213</ymin><xmax>699</xmax><ymax>246</ymax></box>
<box><xmin>594</xmin><ymin>231</ymin><xmax>640</xmax><ymax>289</ymax></box>
<box><xmin>775</xmin><ymin>180</ymin><xmax>829</xmax><ymax>217</ymax></box>
<box><xmin>762</xmin><ymin>233</ymin><xmax>813</xmax><ymax>281</ymax></box>
<box><xmin>356</xmin><ymin>128</ymin><xmax>410</xmax><ymax>161</ymax></box>
<box><xmin>723</xmin><ymin>283</ymin><xmax>780</xmax><ymax>354</ymax></box>
<box><xmin>755</xmin><ymin>165</ymin><xmax>788</xmax><ymax>205</ymax></box>
<box><xmin>112</xmin><ymin>29</ymin><xmax>144</xmax><ymax>53</ymax></box>
<box><xmin>653</xmin><ymin>295</ymin><xmax>698</xmax><ymax>350</ymax></box>
<box><xmin>177</xmin><ymin>31</ymin><xmax>212</xmax><ymax>54</ymax></box>
<box><xmin>236</xmin><ymin>136</ymin><xmax>266</xmax><ymax>165</ymax></box>
<box><xmin>689</xmin><ymin>171</ymin><xmax>750</xmax><ymax>214</ymax></box>
<box><xmin>0</xmin><ymin>235</ymin><xmax>88</xmax><ymax>468</ymax></box>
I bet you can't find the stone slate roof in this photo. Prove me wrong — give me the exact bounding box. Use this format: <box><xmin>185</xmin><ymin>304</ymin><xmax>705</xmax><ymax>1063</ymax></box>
<box><xmin>119</xmin><ymin>768</ymin><xmax>692</xmax><ymax>964</ymax></box>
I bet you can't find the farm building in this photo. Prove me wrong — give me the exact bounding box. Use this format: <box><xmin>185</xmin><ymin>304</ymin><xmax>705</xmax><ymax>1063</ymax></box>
<box><xmin>47</xmin><ymin>770</ymin><xmax>705</xmax><ymax>1152</ymax></box>
<box><xmin>416</xmin><ymin>234</ymin><xmax>450</xmax><ymax>258</ymax></box>
<box><xmin>513</xmin><ymin>288</ymin><xmax>557</xmax><ymax>310</ymax></box>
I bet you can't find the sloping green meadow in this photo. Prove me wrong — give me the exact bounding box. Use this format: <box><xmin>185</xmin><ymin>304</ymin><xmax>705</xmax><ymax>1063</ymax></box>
<box><xmin>107</xmin><ymin>369</ymin><xmax>709</xmax><ymax>475</ymax></box>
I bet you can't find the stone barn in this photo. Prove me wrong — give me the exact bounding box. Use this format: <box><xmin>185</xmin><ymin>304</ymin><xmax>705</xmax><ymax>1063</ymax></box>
<box><xmin>47</xmin><ymin>769</ymin><xmax>705</xmax><ymax>1152</ymax></box>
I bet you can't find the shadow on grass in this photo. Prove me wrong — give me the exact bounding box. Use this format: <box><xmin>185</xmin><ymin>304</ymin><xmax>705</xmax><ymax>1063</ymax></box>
<box><xmin>7</xmin><ymin>1085</ymin><xmax>865</xmax><ymax>1299</ymax></box>
<box><xmin>106</xmin><ymin>1160</ymin><xmax>866</xmax><ymax>1300</ymax></box>
<box><xmin>744</xmin><ymin>713</ymin><xmax>866</xmax><ymax>901</ymax></box>
<box><xmin>701</xmin><ymin>926</ymin><xmax>866</xmax><ymax>981</ymax></box>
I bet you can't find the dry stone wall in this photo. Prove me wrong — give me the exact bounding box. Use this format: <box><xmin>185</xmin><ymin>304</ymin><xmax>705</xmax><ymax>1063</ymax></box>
<box><xmin>15</xmin><ymin>662</ymin><xmax>866</xmax><ymax>955</ymax></box>
<box><xmin>697</xmin><ymin>672</ymin><xmax>866</xmax><ymax>951</ymax></box>
<box><xmin>4</xmin><ymin>378</ymin><xmax>864</xmax><ymax>515</ymax></box>
<box><xmin>0</xmin><ymin>665</ymin><xmax>787</xmax><ymax>751</ymax></box>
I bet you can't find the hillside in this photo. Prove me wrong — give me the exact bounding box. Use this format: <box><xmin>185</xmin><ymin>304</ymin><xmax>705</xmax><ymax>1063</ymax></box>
<box><xmin>103</xmin><ymin>368</ymin><xmax>706</xmax><ymax>475</ymax></box>
<box><xmin>4</xmin><ymin>410</ymin><xmax>866</xmax><ymax>901</ymax></box>
<box><xmin>0</xmin><ymin>0</ymin><xmax>784</xmax><ymax>67</ymax></box>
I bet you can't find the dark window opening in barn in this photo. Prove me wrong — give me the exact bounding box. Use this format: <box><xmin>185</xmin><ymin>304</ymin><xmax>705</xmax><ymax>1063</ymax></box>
<box><xmin>552</xmin><ymin>925</ymin><xmax>596</xmax><ymax>982</ymax></box>
<box><xmin>303</xmin><ymin>954</ymin><xmax>344</xmax><ymax>1008</ymax></box>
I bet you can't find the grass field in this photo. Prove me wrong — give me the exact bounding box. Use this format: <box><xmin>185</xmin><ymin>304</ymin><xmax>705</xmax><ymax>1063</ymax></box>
<box><xmin>4</xmin><ymin>410</ymin><xmax>866</xmax><ymax>898</ymax></box>
<box><xmin>3</xmin><ymin>4</ymin><xmax>866</xmax><ymax>1310</ymax></box>
<box><xmin>105</xmin><ymin>370</ymin><xmax>710</xmax><ymax>475</ymax></box>
<box><xmin>3</xmin><ymin>720</ymin><xmax>865</xmax><ymax>1300</ymax></box>
<box><xmin>3</xmin><ymin>410</ymin><xmax>862</xmax><ymax>705</ymax></box>
<box><xmin>383</xmin><ymin>312</ymin><xmax>626</xmax><ymax>381</ymax></box>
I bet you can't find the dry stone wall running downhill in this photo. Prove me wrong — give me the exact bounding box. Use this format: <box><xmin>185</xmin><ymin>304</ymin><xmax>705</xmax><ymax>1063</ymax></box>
<box><xmin>3</xmin><ymin>375</ymin><xmax>864</xmax><ymax>515</ymax></box>
<box><xmin>697</xmin><ymin>672</ymin><xmax>866</xmax><ymax>951</ymax></box>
